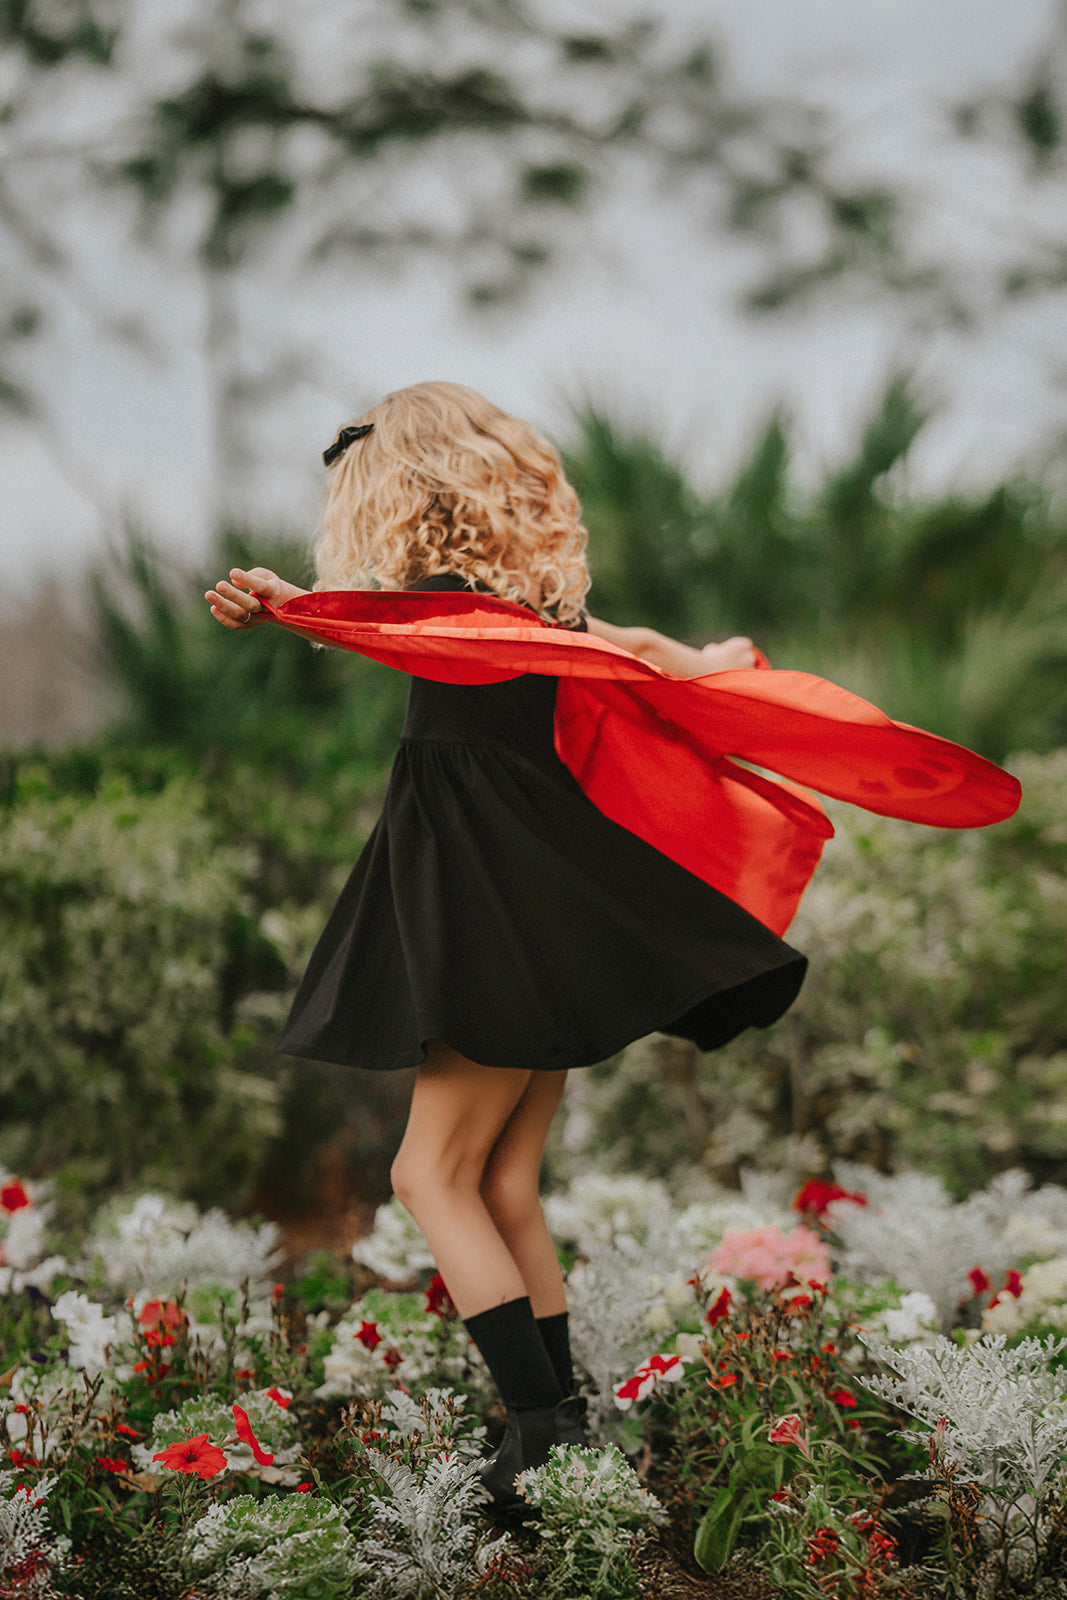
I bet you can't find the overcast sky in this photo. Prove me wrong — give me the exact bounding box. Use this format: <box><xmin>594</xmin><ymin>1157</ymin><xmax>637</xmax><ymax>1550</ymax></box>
<box><xmin>1</xmin><ymin>0</ymin><xmax>1063</xmax><ymax>601</ymax></box>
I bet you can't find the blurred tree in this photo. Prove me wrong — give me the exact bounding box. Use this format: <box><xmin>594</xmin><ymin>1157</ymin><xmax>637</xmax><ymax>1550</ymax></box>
<box><xmin>2</xmin><ymin>0</ymin><xmax>1000</xmax><ymax>518</ymax></box>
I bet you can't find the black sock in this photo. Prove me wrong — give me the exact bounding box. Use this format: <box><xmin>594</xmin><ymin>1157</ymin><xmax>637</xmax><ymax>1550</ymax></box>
<box><xmin>463</xmin><ymin>1295</ymin><xmax>564</xmax><ymax>1411</ymax></box>
<box><xmin>536</xmin><ymin>1311</ymin><xmax>574</xmax><ymax>1397</ymax></box>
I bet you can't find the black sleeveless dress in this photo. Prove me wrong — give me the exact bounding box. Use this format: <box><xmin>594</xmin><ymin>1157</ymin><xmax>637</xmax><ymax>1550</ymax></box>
<box><xmin>276</xmin><ymin>574</ymin><xmax>807</xmax><ymax>1072</ymax></box>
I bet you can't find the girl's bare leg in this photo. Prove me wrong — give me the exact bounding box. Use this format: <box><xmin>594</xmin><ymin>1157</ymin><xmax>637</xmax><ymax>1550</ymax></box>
<box><xmin>389</xmin><ymin>1042</ymin><xmax>533</xmax><ymax>1318</ymax></box>
<box><xmin>479</xmin><ymin>1070</ymin><xmax>568</xmax><ymax>1318</ymax></box>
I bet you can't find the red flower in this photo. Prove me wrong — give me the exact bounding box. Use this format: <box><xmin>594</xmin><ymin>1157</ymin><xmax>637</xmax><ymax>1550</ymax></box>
<box><xmin>232</xmin><ymin>1403</ymin><xmax>274</xmax><ymax>1467</ymax></box>
<box><xmin>792</xmin><ymin>1180</ymin><xmax>866</xmax><ymax>1220</ymax></box>
<box><xmin>96</xmin><ymin>1456</ymin><xmax>128</xmax><ymax>1474</ymax></box>
<box><xmin>0</xmin><ymin>1180</ymin><xmax>31</xmax><ymax>1214</ymax></box>
<box><xmin>115</xmin><ymin>1423</ymin><xmax>140</xmax><ymax>1438</ymax></box>
<box><xmin>355</xmin><ymin>1320</ymin><xmax>382</xmax><ymax>1351</ymax></box>
<box><xmin>132</xmin><ymin>1359</ymin><xmax>171</xmax><ymax>1377</ymax></box>
<box><xmin>7</xmin><ymin>1450</ymin><xmax>38</xmax><ymax>1468</ymax></box>
<box><xmin>138</xmin><ymin>1299</ymin><xmax>186</xmax><ymax>1332</ymax></box>
<box><xmin>143</xmin><ymin>1330</ymin><xmax>176</xmax><ymax>1349</ymax></box>
<box><xmin>382</xmin><ymin>1346</ymin><xmax>404</xmax><ymax>1371</ymax></box>
<box><xmin>830</xmin><ymin>1388</ymin><xmax>857</xmax><ymax>1408</ymax></box>
<box><xmin>272</xmin><ymin>1283</ymin><xmax>285</xmax><ymax>1302</ymax></box>
<box><xmin>805</xmin><ymin>1527</ymin><xmax>840</xmax><ymax>1568</ymax></box>
<box><xmin>295</xmin><ymin>1482</ymin><xmax>313</xmax><ymax>1493</ymax></box>
<box><xmin>152</xmin><ymin>1434</ymin><xmax>227</xmax><ymax>1479</ymax></box>
<box><xmin>263</xmin><ymin>1387</ymin><xmax>292</xmax><ymax>1410</ymax></box>
<box><xmin>709</xmin><ymin>1372</ymin><xmax>738</xmax><ymax>1389</ymax></box>
<box><xmin>705</xmin><ymin>1287</ymin><xmax>731</xmax><ymax>1328</ymax></box>
<box><xmin>424</xmin><ymin>1273</ymin><xmax>455</xmax><ymax>1318</ymax></box>
<box><xmin>968</xmin><ymin>1266</ymin><xmax>991</xmax><ymax>1296</ymax></box>
<box><xmin>989</xmin><ymin>1269</ymin><xmax>1024</xmax><ymax>1308</ymax></box>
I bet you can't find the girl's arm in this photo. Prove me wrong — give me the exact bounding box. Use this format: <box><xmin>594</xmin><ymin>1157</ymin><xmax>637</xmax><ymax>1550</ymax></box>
<box><xmin>205</xmin><ymin>567</ymin><xmax>309</xmax><ymax>630</ymax></box>
<box><xmin>585</xmin><ymin>616</ymin><xmax>757</xmax><ymax>677</ymax></box>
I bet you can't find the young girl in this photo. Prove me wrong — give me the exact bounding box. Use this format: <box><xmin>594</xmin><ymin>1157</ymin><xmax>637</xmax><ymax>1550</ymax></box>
<box><xmin>206</xmin><ymin>380</ymin><xmax>1018</xmax><ymax>1508</ymax></box>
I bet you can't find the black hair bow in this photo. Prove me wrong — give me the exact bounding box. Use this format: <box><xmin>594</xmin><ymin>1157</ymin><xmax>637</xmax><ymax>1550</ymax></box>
<box><xmin>323</xmin><ymin>423</ymin><xmax>374</xmax><ymax>467</ymax></box>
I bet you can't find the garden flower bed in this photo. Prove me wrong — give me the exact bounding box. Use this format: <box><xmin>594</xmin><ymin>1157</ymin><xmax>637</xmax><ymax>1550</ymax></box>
<box><xmin>8</xmin><ymin>1170</ymin><xmax>1067</xmax><ymax>1596</ymax></box>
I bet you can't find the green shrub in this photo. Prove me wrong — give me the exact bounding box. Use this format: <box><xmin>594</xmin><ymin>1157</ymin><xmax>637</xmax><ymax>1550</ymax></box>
<box><xmin>0</xmin><ymin>768</ymin><xmax>288</xmax><ymax>1219</ymax></box>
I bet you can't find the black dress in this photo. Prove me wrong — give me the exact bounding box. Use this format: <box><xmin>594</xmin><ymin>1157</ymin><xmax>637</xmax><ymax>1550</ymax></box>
<box><xmin>276</xmin><ymin>574</ymin><xmax>807</xmax><ymax>1072</ymax></box>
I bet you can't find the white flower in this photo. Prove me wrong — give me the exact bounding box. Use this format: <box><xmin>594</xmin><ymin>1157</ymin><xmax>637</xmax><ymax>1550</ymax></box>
<box><xmin>88</xmin><ymin>1192</ymin><xmax>282</xmax><ymax>1293</ymax></box>
<box><xmin>883</xmin><ymin>1291</ymin><xmax>938</xmax><ymax>1343</ymax></box>
<box><xmin>51</xmin><ymin>1291</ymin><xmax>121</xmax><ymax>1375</ymax></box>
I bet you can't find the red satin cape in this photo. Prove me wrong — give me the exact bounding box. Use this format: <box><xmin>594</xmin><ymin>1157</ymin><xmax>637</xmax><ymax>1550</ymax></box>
<box><xmin>258</xmin><ymin>590</ymin><xmax>1021</xmax><ymax>937</ymax></box>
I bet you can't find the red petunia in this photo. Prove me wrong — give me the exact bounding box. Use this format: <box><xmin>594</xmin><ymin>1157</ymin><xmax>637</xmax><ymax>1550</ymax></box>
<box><xmin>138</xmin><ymin>1299</ymin><xmax>186</xmax><ymax>1332</ymax></box>
<box><xmin>152</xmin><ymin>1434</ymin><xmax>227</xmax><ymax>1479</ymax></box>
<box><xmin>792</xmin><ymin>1180</ymin><xmax>866</xmax><ymax>1221</ymax></box>
<box><xmin>968</xmin><ymin>1266</ymin><xmax>991</xmax><ymax>1296</ymax></box>
<box><xmin>382</xmin><ymin>1346</ymin><xmax>404</xmax><ymax>1371</ymax></box>
<box><xmin>115</xmin><ymin>1423</ymin><xmax>140</xmax><ymax>1438</ymax></box>
<box><xmin>231</xmin><ymin>1404</ymin><xmax>274</xmax><ymax>1467</ymax></box>
<box><xmin>96</xmin><ymin>1456</ymin><xmax>128</xmax><ymax>1474</ymax></box>
<box><xmin>295</xmin><ymin>1482</ymin><xmax>313</xmax><ymax>1493</ymax></box>
<box><xmin>830</xmin><ymin>1388</ymin><xmax>857</xmax><ymax>1408</ymax></box>
<box><xmin>272</xmin><ymin>1283</ymin><xmax>285</xmax><ymax>1302</ymax></box>
<box><xmin>0</xmin><ymin>1180</ymin><xmax>31</xmax><ymax>1214</ymax></box>
<box><xmin>355</xmin><ymin>1320</ymin><xmax>382</xmax><ymax>1351</ymax></box>
<box><xmin>424</xmin><ymin>1273</ymin><xmax>455</xmax><ymax>1318</ymax></box>
<box><xmin>705</xmin><ymin>1287</ymin><xmax>731</xmax><ymax>1329</ymax></box>
<box><xmin>263</xmin><ymin>1387</ymin><xmax>292</xmax><ymax>1410</ymax></box>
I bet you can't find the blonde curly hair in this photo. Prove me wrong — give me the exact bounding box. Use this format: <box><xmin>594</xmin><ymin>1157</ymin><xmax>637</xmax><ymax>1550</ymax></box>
<box><xmin>314</xmin><ymin>381</ymin><xmax>590</xmax><ymax>626</ymax></box>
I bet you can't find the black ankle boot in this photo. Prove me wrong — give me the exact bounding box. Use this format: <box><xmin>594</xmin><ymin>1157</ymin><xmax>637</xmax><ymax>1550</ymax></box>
<box><xmin>478</xmin><ymin>1395</ymin><xmax>587</xmax><ymax>1511</ymax></box>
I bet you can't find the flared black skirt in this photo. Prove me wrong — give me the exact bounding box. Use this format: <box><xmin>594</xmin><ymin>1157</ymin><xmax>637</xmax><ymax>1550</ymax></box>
<box><xmin>276</xmin><ymin>618</ymin><xmax>807</xmax><ymax>1072</ymax></box>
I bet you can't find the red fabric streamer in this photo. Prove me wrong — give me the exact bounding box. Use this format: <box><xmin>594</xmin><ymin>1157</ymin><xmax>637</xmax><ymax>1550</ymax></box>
<box><xmin>258</xmin><ymin>589</ymin><xmax>1021</xmax><ymax>936</ymax></box>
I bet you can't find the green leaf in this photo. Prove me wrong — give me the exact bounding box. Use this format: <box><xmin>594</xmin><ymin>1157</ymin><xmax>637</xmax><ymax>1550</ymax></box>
<box><xmin>694</xmin><ymin>1484</ymin><xmax>745</xmax><ymax>1572</ymax></box>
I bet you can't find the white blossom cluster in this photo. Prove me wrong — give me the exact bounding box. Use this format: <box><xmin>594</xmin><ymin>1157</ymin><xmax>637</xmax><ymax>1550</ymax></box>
<box><xmin>351</xmin><ymin>1197</ymin><xmax>436</xmax><ymax>1281</ymax></box>
<box><xmin>861</xmin><ymin>1333</ymin><xmax>1067</xmax><ymax>1496</ymax></box>
<box><xmin>314</xmin><ymin>1291</ymin><xmax>490</xmax><ymax>1405</ymax></box>
<box><xmin>0</xmin><ymin>1175</ymin><xmax>68</xmax><ymax>1295</ymax></box>
<box><xmin>50</xmin><ymin>1290</ymin><xmax>123</xmax><ymax>1375</ymax></box>
<box><xmin>87</xmin><ymin>1192</ymin><xmax>283</xmax><ymax>1294</ymax></box>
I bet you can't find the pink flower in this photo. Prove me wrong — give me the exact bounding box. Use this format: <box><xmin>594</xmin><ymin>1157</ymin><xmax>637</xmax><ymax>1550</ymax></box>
<box><xmin>613</xmin><ymin>1352</ymin><xmax>686</xmax><ymax>1411</ymax></box>
<box><xmin>707</xmin><ymin>1225</ymin><xmax>832</xmax><ymax>1292</ymax></box>
<box><xmin>768</xmin><ymin>1413</ymin><xmax>810</xmax><ymax>1456</ymax></box>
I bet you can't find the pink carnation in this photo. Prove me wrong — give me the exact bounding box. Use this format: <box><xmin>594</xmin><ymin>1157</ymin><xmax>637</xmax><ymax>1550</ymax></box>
<box><xmin>707</xmin><ymin>1224</ymin><xmax>832</xmax><ymax>1292</ymax></box>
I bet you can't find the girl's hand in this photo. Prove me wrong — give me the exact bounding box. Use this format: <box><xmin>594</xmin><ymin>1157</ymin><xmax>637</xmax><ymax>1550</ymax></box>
<box><xmin>700</xmin><ymin>636</ymin><xmax>757</xmax><ymax>672</ymax></box>
<box><xmin>205</xmin><ymin>567</ymin><xmax>308</xmax><ymax>630</ymax></box>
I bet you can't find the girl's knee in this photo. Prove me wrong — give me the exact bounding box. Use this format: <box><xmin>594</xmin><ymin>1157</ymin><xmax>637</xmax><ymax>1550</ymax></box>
<box><xmin>390</xmin><ymin>1147</ymin><xmax>481</xmax><ymax>1214</ymax></box>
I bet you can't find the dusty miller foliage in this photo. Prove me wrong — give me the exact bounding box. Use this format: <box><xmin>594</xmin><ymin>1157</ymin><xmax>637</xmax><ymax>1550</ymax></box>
<box><xmin>0</xmin><ymin>1472</ymin><xmax>69</xmax><ymax>1594</ymax></box>
<box><xmin>861</xmin><ymin>1333</ymin><xmax>1067</xmax><ymax>1497</ymax></box>
<box><xmin>350</xmin><ymin>1451</ymin><xmax>515</xmax><ymax>1600</ymax></box>
<box><xmin>521</xmin><ymin>1443</ymin><xmax>667</xmax><ymax>1600</ymax></box>
<box><xmin>827</xmin><ymin>1165</ymin><xmax>1025</xmax><ymax>1328</ymax></box>
<box><xmin>185</xmin><ymin>1493</ymin><xmax>357</xmax><ymax>1600</ymax></box>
